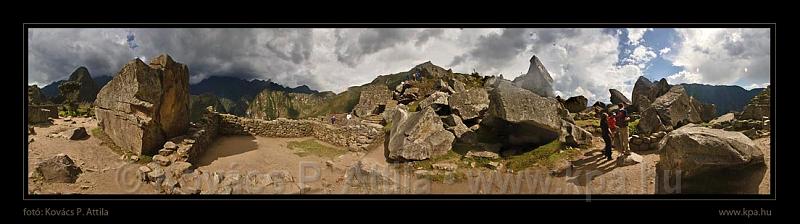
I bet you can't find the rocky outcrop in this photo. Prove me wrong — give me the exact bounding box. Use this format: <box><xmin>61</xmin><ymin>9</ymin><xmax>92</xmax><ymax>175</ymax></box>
<box><xmin>483</xmin><ymin>80</ymin><xmax>562</xmax><ymax>148</ymax></box>
<box><xmin>32</xmin><ymin>154</ymin><xmax>82</xmax><ymax>183</ymax></box>
<box><xmin>609</xmin><ymin>89</ymin><xmax>631</xmax><ymax>106</ymax></box>
<box><xmin>94</xmin><ymin>54</ymin><xmax>190</xmax><ymax>156</ymax></box>
<box><xmin>737</xmin><ymin>86</ymin><xmax>770</xmax><ymax>120</ymax></box>
<box><xmin>631</xmin><ymin>77</ymin><xmax>671</xmax><ymax>112</ymax></box>
<box><xmin>387</xmin><ymin>107</ymin><xmax>455</xmax><ymax>161</ymax></box>
<box><xmin>564</xmin><ymin>95</ymin><xmax>588</xmax><ymax>113</ymax></box>
<box><xmin>448</xmin><ymin>88</ymin><xmax>489</xmax><ymax>121</ymax></box>
<box><xmin>418</xmin><ymin>91</ymin><xmax>450</xmax><ymax>113</ymax></box>
<box><xmin>691</xmin><ymin>96</ymin><xmax>717</xmax><ymax>122</ymax></box>
<box><xmin>637</xmin><ymin>86</ymin><xmax>702</xmax><ymax>135</ymax></box>
<box><xmin>656</xmin><ymin>124</ymin><xmax>766</xmax><ymax>194</ymax></box>
<box><xmin>353</xmin><ymin>84</ymin><xmax>393</xmax><ymax>118</ymax></box>
<box><xmin>56</xmin><ymin>67</ymin><xmax>100</xmax><ymax>103</ymax></box>
<box><xmin>512</xmin><ymin>55</ymin><xmax>555</xmax><ymax>97</ymax></box>
<box><xmin>246</xmin><ymin>89</ymin><xmax>334</xmax><ymax>120</ymax></box>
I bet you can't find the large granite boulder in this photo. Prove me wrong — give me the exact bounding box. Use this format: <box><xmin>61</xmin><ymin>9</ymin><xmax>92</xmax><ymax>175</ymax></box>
<box><xmin>631</xmin><ymin>76</ymin><xmax>672</xmax><ymax>112</ymax></box>
<box><xmin>637</xmin><ymin>85</ymin><xmax>702</xmax><ymax>135</ymax></box>
<box><xmin>564</xmin><ymin>95</ymin><xmax>588</xmax><ymax>113</ymax></box>
<box><xmin>483</xmin><ymin>80</ymin><xmax>562</xmax><ymax>148</ymax></box>
<box><xmin>656</xmin><ymin>124</ymin><xmax>766</xmax><ymax>194</ymax></box>
<box><xmin>387</xmin><ymin>107</ymin><xmax>455</xmax><ymax>161</ymax></box>
<box><xmin>737</xmin><ymin>86</ymin><xmax>770</xmax><ymax>120</ymax></box>
<box><xmin>94</xmin><ymin>54</ymin><xmax>190</xmax><ymax>156</ymax></box>
<box><xmin>353</xmin><ymin>84</ymin><xmax>393</xmax><ymax>118</ymax></box>
<box><xmin>418</xmin><ymin>91</ymin><xmax>450</xmax><ymax>113</ymax></box>
<box><xmin>609</xmin><ymin>88</ymin><xmax>631</xmax><ymax>106</ymax></box>
<box><xmin>448</xmin><ymin>88</ymin><xmax>489</xmax><ymax>121</ymax></box>
<box><xmin>33</xmin><ymin>154</ymin><xmax>82</xmax><ymax>183</ymax></box>
<box><xmin>512</xmin><ymin>55</ymin><xmax>555</xmax><ymax>97</ymax></box>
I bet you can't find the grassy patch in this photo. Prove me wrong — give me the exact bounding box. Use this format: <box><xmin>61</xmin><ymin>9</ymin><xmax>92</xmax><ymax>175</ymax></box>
<box><xmin>287</xmin><ymin>139</ymin><xmax>346</xmax><ymax>159</ymax></box>
<box><xmin>407</xmin><ymin>101</ymin><xmax>420</xmax><ymax>112</ymax></box>
<box><xmin>413</xmin><ymin>150</ymin><xmax>462</xmax><ymax>170</ymax></box>
<box><xmin>423</xmin><ymin>171</ymin><xmax>467</xmax><ymax>183</ymax></box>
<box><xmin>383</xmin><ymin>121</ymin><xmax>393</xmax><ymax>133</ymax></box>
<box><xmin>628</xmin><ymin>118</ymin><xmax>640</xmax><ymax>136</ymax></box>
<box><xmin>575</xmin><ymin>119</ymin><xmax>600</xmax><ymax>128</ymax></box>
<box><xmin>505</xmin><ymin>140</ymin><xmax>580</xmax><ymax>171</ymax></box>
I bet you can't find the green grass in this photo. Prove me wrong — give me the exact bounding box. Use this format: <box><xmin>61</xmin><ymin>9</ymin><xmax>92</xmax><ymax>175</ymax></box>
<box><xmin>628</xmin><ymin>118</ymin><xmax>640</xmax><ymax>136</ymax></box>
<box><xmin>423</xmin><ymin>171</ymin><xmax>467</xmax><ymax>183</ymax></box>
<box><xmin>383</xmin><ymin>121</ymin><xmax>393</xmax><ymax>133</ymax></box>
<box><xmin>414</xmin><ymin>150</ymin><xmax>462</xmax><ymax>170</ymax></box>
<box><xmin>505</xmin><ymin>140</ymin><xmax>580</xmax><ymax>171</ymax></box>
<box><xmin>575</xmin><ymin>119</ymin><xmax>600</xmax><ymax>128</ymax></box>
<box><xmin>407</xmin><ymin>101</ymin><xmax>420</xmax><ymax>112</ymax></box>
<box><xmin>287</xmin><ymin>139</ymin><xmax>346</xmax><ymax>159</ymax></box>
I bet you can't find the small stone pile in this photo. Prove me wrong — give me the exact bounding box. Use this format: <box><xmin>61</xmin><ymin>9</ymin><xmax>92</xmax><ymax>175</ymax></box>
<box><xmin>628</xmin><ymin>131</ymin><xmax>667</xmax><ymax>152</ymax></box>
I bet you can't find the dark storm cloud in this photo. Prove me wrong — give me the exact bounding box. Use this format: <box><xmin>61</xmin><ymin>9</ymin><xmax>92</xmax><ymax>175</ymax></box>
<box><xmin>334</xmin><ymin>28</ymin><xmax>417</xmax><ymax>67</ymax></box>
<box><xmin>27</xmin><ymin>28</ymin><xmax>318</xmax><ymax>89</ymax></box>
<box><xmin>415</xmin><ymin>28</ymin><xmax>444</xmax><ymax>47</ymax></box>
<box><xmin>450</xmin><ymin>28</ymin><xmax>585</xmax><ymax>72</ymax></box>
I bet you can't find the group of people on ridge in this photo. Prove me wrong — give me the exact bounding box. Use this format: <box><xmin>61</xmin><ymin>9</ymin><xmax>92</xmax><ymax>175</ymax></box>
<box><xmin>598</xmin><ymin>103</ymin><xmax>631</xmax><ymax>161</ymax></box>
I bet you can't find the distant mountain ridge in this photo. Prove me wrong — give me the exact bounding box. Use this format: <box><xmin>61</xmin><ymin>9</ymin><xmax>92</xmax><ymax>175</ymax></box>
<box><xmin>680</xmin><ymin>83</ymin><xmax>765</xmax><ymax>115</ymax></box>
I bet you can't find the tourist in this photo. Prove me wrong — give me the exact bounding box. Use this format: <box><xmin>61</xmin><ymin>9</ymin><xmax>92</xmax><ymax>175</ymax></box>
<box><xmin>331</xmin><ymin>115</ymin><xmax>336</xmax><ymax>125</ymax></box>
<box><xmin>615</xmin><ymin>103</ymin><xmax>631</xmax><ymax>155</ymax></box>
<box><xmin>600</xmin><ymin>112</ymin><xmax>613</xmax><ymax>161</ymax></box>
<box><xmin>608</xmin><ymin>110</ymin><xmax>618</xmax><ymax>149</ymax></box>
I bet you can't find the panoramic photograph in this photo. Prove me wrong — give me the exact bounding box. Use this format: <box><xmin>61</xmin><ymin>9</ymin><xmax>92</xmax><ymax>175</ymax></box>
<box><xmin>25</xmin><ymin>28</ymin><xmax>771</xmax><ymax>195</ymax></box>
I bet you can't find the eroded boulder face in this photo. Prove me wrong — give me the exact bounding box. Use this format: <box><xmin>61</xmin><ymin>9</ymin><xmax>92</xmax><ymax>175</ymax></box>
<box><xmin>448</xmin><ymin>88</ymin><xmax>489</xmax><ymax>121</ymax></box>
<box><xmin>387</xmin><ymin>107</ymin><xmax>455</xmax><ymax>161</ymax></box>
<box><xmin>94</xmin><ymin>54</ymin><xmax>190</xmax><ymax>156</ymax></box>
<box><xmin>637</xmin><ymin>86</ymin><xmax>702</xmax><ymax>135</ymax></box>
<box><xmin>353</xmin><ymin>84</ymin><xmax>393</xmax><ymax>118</ymax></box>
<box><xmin>512</xmin><ymin>55</ymin><xmax>555</xmax><ymax>98</ymax></box>
<box><xmin>483</xmin><ymin>80</ymin><xmax>562</xmax><ymax>148</ymax></box>
<box><xmin>656</xmin><ymin>124</ymin><xmax>766</xmax><ymax>194</ymax></box>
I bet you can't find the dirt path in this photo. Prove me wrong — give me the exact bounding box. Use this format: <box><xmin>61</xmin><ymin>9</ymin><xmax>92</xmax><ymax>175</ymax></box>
<box><xmin>27</xmin><ymin>117</ymin><xmax>159</xmax><ymax>194</ymax></box>
<box><xmin>27</xmin><ymin>119</ymin><xmax>771</xmax><ymax>195</ymax></box>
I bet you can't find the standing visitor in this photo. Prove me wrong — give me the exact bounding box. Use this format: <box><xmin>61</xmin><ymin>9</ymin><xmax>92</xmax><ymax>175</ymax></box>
<box><xmin>615</xmin><ymin>103</ymin><xmax>631</xmax><ymax>156</ymax></box>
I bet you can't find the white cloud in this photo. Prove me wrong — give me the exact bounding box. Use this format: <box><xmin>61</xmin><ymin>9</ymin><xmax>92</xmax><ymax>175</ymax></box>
<box><xmin>624</xmin><ymin>45</ymin><xmax>657</xmax><ymax>67</ymax></box>
<box><xmin>669</xmin><ymin>28</ymin><xmax>770</xmax><ymax>86</ymax></box>
<box><xmin>666</xmin><ymin>70</ymin><xmax>703</xmax><ymax>84</ymax></box>
<box><xmin>659</xmin><ymin>47</ymin><xmax>671</xmax><ymax>55</ymax></box>
<box><xmin>746</xmin><ymin>82</ymin><xmax>769</xmax><ymax>90</ymax></box>
<box><xmin>627</xmin><ymin>28</ymin><xmax>652</xmax><ymax>45</ymax></box>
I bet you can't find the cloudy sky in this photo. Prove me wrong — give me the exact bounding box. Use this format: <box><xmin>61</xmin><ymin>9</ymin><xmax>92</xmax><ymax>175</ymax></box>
<box><xmin>27</xmin><ymin>28</ymin><xmax>770</xmax><ymax>104</ymax></box>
